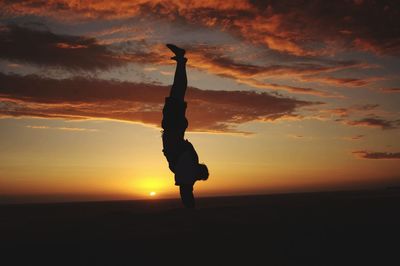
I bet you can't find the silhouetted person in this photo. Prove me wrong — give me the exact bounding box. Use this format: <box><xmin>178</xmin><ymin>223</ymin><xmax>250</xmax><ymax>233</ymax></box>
<box><xmin>161</xmin><ymin>44</ymin><xmax>209</xmax><ymax>208</ymax></box>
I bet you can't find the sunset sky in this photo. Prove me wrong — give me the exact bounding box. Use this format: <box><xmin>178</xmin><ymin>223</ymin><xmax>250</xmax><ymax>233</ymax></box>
<box><xmin>0</xmin><ymin>0</ymin><xmax>399</xmax><ymax>203</ymax></box>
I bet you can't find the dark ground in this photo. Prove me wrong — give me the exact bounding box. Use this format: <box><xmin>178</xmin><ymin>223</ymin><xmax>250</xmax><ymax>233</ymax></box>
<box><xmin>0</xmin><ymin>189</ymin><xmax>399</xmax><ymax>266</ymax></box>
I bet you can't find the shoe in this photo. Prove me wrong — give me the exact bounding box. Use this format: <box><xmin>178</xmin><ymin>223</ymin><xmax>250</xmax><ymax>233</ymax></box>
<box><xmin>166</xmin><ymin>44</ymin><xmax>185</xmax><ymax>59</ymax></box>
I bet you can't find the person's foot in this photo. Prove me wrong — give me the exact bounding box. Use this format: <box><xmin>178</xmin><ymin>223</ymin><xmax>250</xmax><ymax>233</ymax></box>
<box><xmin>166</xmin><ymin>44</ymin><xmax>186</xmax><ymax>60</ymax></box>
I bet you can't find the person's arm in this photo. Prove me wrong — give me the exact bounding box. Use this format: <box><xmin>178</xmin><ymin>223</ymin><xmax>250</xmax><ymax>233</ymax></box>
<box><xmin>179</xmin><ymin>184</ymin><xmax>195</xmax><ymax>208</ymax></box>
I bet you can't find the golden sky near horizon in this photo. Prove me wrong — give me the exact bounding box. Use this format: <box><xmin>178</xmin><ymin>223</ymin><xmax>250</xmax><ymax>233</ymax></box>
<box><xmin>0</xmin><ymin>0</ymin><xmax>399</xmax><ymax>203</ymax></box>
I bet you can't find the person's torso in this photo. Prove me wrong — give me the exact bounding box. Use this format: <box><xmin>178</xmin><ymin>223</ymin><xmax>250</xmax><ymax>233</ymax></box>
<box><xmin>174</xmin><ymin>140</ymin><xmax>199</xmax><ymax>185</ymax></box>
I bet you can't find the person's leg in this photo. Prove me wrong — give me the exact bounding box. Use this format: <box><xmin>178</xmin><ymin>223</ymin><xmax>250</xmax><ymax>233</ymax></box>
<box><xmin>169</xmin><ymin>58</ymin><xmax>187</xmax><ymax>100</ymax></box>
<box><xmin>161</xmin><ymin>44</ymin><xmax>188</xmax><ymax>170</ymax></box>
<box><xmin>179</xmin><ymin>185</ymin><xmax>195</xmax><ymax>208</ymax></box>
<box><xmin>161</xmin><ymin>56</ymin><xmax>189</xmax><ymax>171</ymax></box>
<box><xmin>167</xmin><ymin>44</ymin><xmax>188</xmax><ymax>101</ymax></box>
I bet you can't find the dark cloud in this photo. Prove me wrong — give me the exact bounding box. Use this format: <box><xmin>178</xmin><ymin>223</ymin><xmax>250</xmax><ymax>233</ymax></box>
<box><xmin>0</xmin><ymin>72</ymin><xmax>315</xmax><ymax>133</ymax></box>
<box><xmin>0</xmin><ymin>24</ymin><xmax>123</xmax><ymax>70</ymax></box>
<box><xmin>247</xmin><ymin>0</ymin><xmax>400</xmax><ymax>55</ymax></box>
<box><xmin>351</xmin><ymin>134</ymin><xmax>364</xmax><ymax>140</ymax></box>
<box><xmin>353</xmin><ymin>151</ymin><xmax>400</xmax><ymax>159</ymax></box>
<box><xmin>319</xmin><ymin>105</ymin><xmax>399</xmax><ymax>130</ymax></box>
<box><xmin>342</xmin><ymin>134</ymin><xmax>365</xmax><ymax>141</ymax></box>
<box><xmin>347</xmin><ymin>117</ymin><xmax>399</xmax><ymax>130</ymax></box>
<box><xmin>355</xmin><ymin>104</ymin><xmax>380</xmax><ymax>111</ymax></box>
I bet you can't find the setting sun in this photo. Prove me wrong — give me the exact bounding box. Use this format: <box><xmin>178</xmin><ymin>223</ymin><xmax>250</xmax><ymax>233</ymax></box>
<box><xmin>149</xmin><ymin>191</ymin><xmax>156</xmax><ymax>197</ymax></box>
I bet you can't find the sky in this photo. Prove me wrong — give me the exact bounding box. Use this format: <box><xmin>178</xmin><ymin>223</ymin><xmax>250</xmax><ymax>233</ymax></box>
<box><xmin>0</xmin><ymin>0</ymin><xmax>399</xmax><ymax>203</ymax></box>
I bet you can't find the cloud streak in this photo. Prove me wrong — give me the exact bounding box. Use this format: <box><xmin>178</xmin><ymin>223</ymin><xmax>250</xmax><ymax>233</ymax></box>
<box><xmin>353</xmin><ymin>151</ymin><xmax>400</xmax><ymax>159</ymax></box>
<box><xmin>346</xmin><ymin>117</ymin><xmax>400</xmax><ymax>130</ymax></box>
<box><xmin>26</xmin><ymin>125</ymin><xmax>98</xmax><ymax>132</ymax></box>
<box><xmin>379</xmin><ymin>88</ymin><xmax>400</xmax><ymax>93</ymax></box>
<box><xmin>342</xmin><ymin>134</ymin><xmax>364</xmax><ymax>141</ymax></box>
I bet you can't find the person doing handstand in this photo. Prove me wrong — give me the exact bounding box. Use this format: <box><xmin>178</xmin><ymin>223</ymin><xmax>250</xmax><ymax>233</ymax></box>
<box><xmin>161</xmin><ymin>44</ymin><xmax>209</xmax><ymax>208</ymax></box>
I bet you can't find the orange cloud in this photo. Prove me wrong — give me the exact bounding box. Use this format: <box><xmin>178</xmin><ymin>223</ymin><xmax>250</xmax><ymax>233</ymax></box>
<box><xmin>322</xmin><ymin>104</ymin><xmax>380</xmax><ymax>119</ymax></box>
<box><xmin>230</xmin><ymin>14</ymin><xmax>310</xmax><ymax>56</ymax></box>
<box><xmin>0</xmin><ymin>73</ymin><xmax>316</xmax><ymax>133</ymax></box>
<box><xmin>0</xmin><ymin>0</ymin><xmax>253</xmax><ymax>21</ymax></box>
<box><xmin>2</xmin><ymin>0</ymin><xmax>399</xmax><ymax>55</ymax></box>
<box><xmin>56</xmin><ymin>43</ymin><xmax>88</xmax><ymax>49</ymax></box>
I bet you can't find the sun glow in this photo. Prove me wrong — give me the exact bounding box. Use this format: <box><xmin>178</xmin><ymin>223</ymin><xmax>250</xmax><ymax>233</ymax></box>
<box><xmin>134</xmin><ymin>176</ymin><xmax>170</xmax><ymax>197</ymax></box>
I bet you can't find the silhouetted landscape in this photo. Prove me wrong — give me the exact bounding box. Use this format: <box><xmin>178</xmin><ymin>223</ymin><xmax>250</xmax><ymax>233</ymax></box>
<box><xmin>1</xmin><ymin>189</ymin><xmax>399</xmax><ymax>266</ymax></box>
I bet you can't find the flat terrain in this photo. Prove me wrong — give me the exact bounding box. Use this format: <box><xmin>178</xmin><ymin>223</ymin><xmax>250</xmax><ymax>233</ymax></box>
<box><xmin>1</xmin><ymin>189</ymin><xmax>399</xmax><ymax>265</ymax></box>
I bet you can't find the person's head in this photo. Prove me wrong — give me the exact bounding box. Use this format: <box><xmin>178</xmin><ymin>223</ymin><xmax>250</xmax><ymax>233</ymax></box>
<box><xmin>196</xmin><ymin>163</ymin><xmax>209</xmax><ymax>181</ymax></box>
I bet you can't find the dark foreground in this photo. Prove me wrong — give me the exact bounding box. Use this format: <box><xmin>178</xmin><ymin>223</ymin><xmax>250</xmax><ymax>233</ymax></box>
<box><xmin>1</xmin><ymin>189</ymin><xmax>399</xmax><ymax>266</ymax></box>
